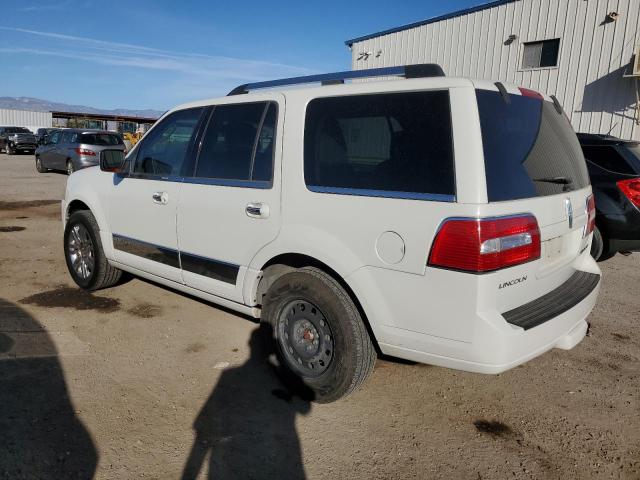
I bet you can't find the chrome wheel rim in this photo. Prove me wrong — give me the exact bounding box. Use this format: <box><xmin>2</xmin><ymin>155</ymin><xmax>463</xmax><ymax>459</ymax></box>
<box><xmin>67</xmin><ymin>224</ymin><xmax>95</xmax><ymax>280</ymax></box>
<box><xmin>277</xmin><ymin>299</ymin><xmax>334</xmax><ymax>377</ymax></box>
<box><xmin>67</xmin><ymin>162</ymin><xmax>73</xmax><ymax>175</ymax></box>
<box><xmin>36</xmin><ymin>158</ymin><xmax>41</xmax><ymax>170</ymax></box>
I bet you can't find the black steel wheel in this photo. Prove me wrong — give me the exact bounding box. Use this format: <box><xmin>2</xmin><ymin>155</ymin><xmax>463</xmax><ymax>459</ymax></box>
<box><xmin>262</xmin><ymin>267</ymin><xmax>376</xmax><ymax>403</ymax></box>
<box><xmin>277</xmin><ymin>299</ymin><xmax>334</xmax><ymax>377</ymax></box>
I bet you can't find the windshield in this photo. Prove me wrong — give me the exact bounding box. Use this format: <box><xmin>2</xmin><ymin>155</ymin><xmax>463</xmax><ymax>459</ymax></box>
<box><xmin>80</xmin><ymin>133</ymin><xmax>123</xmax><ymax>146</ymax></box>
<box><xmin>477</xmin><ymin>89</ymin><xmax>590</xmax><ymax>201</ymax></box>
<box><xmin>7</xmin><ymin>127</ymin><xmax>32</xmax><ymax>134</ymax></box>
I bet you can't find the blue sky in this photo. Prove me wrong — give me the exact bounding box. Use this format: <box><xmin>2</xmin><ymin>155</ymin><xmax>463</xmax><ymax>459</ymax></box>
<box><xmin>0</xmin><ymin>0</ymin><xmax>481</xmax><ymax>111</ymax></box>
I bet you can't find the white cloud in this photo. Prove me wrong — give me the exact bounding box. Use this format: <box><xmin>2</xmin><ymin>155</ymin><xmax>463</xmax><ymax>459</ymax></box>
<box><xmin>0</xmin><ymin>27</ymin><xmax>313</xmax><ymax>81</ymax></box>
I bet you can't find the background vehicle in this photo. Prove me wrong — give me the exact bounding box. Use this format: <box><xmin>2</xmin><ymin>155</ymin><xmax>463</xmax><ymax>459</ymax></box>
<box><xmin>0</xmin><ymin>126</ymin><xmax>38</xmax><ymax>155</ymax></box>
<box><xmin>36</xmin><ymin>127</ymin><xmax>58</xmax><ymax>145</ymax></box>
<box><xmin>578</xmin><ymin>133</ymin><xmax>640</xmax><ymax>261</ymax></box>
<box><xmin>61</xmin><ymin>65</ymin><xmax>600</xmax><ymax>402</ymax></box>
<box><xmin>36</xmin><ymin>129</ymin><xmax>125</xmax><ymax>175</ymax></box>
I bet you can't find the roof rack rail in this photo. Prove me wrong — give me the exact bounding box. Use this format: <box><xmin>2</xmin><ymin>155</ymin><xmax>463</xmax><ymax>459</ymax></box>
<box><xmin>227</xmin><ymin>63</ymin><xmax>445</xmax><ymax>96</ymax></box>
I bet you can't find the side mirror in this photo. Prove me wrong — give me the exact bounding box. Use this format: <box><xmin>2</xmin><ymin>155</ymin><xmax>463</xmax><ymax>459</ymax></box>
<box><xmin>100</xmin><ymin>149</ymin><xmax>125</xmax><ymax>173</ymax></box>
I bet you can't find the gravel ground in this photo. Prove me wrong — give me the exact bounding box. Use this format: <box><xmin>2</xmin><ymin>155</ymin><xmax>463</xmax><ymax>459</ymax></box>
<box><xmin>0</xmin><ymin>153</ymin><xmax>638</xmax><ymax>480</ymax></box>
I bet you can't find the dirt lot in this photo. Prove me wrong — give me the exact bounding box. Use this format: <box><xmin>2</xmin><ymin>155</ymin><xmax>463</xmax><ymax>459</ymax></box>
<box><xmin>0</xmin><ymin>153</ymin><xmax>639</xmax><ymax>480</ymax></box>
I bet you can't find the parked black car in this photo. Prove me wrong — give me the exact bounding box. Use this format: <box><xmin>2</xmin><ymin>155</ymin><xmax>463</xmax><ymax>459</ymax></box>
<box><xmin>0</xmin><ymin>126</ymin><xmax>38</xmax><ymax>155</ymax></box>
<box><xmin>578</xmin><ymin>133</ymin><xmax>640</xmax><ymax>261</ymax></box>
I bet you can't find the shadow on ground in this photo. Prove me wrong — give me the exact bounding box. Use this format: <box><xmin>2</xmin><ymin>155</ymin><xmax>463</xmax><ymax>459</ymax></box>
<box><xmin>0</xmin><ymin>298</ymin><xmax>97</xmax><ymax>479</ymax></box>
<box><xmin>181</xmin><ymin>324</ymin><xmax>313</xmax><ymax>480</ymax></box>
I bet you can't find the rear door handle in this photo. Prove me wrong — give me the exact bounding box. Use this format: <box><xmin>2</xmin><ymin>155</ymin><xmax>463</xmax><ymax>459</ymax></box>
<box><xmin>246</xmin><ymin>202</ymin><xmax>269</xmax><ymax>219</ymax></box>
<box><xmin>152</xmin><ymin>191</ymin><xmax>168</xmax><ymax>205</ymax></box>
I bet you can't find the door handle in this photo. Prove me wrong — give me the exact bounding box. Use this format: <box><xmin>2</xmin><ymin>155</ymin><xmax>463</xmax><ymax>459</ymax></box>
<box><xmin>246</xmin><ymin>202</ymin><xmax>269</xmax><ymax>219</ymax></box>
<box><xmin>152</xmin><ymin>191</ymin><xmax>168</xmax><ymax>205</ymax></box>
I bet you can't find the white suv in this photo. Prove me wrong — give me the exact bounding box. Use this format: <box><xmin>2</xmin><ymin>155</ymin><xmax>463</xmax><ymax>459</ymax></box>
<box><xmin>62</xmin><ymin>65</ymin><xmax>601</xmax><ymax>402</ymax></box>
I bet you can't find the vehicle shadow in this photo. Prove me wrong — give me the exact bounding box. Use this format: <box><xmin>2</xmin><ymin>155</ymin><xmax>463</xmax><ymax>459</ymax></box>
<box><xmin>0</xmin><ymin>298</ymin><xmax>98</xmax><ymax>479</ymax></box>
<box><xmin>181</xmin><ymin>323</ymin><xmax>313</xmax><ymax>480</ymax></box>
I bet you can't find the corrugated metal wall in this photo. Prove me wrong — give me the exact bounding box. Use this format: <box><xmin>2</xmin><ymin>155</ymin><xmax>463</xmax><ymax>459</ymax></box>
<box><xmin>0</xmin><ymin>109</ymin><xmax>52</xmax><ymax>132</ymax></box>
<box><xmin>350</xmin><ymin>0</ymin><xmax>640</xmax><ymax>140</ymax></box>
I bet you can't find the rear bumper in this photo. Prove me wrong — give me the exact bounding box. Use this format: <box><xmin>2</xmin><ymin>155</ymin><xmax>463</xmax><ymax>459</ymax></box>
<box><xmin>351</xmin><ymin>253</ymin><xmax>601</xmax><ymax>374</ymax></box>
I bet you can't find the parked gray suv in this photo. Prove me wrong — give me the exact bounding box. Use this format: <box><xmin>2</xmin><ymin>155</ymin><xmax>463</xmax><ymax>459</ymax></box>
<box><xmin>0</xmin><ymin>126</ymin><xmax>38</xmax><ymax>155</ymax></box>
<box><xmin>35</xmin><ymin>129</ymin><xmax>125</xmax><ymax>175</ymax></box>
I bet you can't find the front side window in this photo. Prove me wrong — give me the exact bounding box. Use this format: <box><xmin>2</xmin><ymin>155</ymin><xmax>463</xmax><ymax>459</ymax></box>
<box><xmin>194</xmin><ymin>102</ymin><xmax>276</xmax><ymax>183</ymax></box>
<box><xmin>133</xmin><ymin>108</ymin><xmax>204</xmax><ymax>176</ymax></box>
<box><xmin>304</xmin><ymin>91</ymin><xmax>455</xmax><ymax>198</ymax></box>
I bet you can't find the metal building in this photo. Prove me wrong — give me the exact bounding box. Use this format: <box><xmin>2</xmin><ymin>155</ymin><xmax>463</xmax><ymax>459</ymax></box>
<box><xmin>0</xmin><ymin>109</ymin><xmax>52</xmax><ymax>132</ymax></box>
<box><xmin>345</xmin><ymin>0</ymin><xmax>640</xmax><ymax>140</ymax></box>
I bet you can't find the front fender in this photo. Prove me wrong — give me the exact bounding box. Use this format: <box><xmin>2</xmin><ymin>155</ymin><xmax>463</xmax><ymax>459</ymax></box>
<box><xmin>64</xmin><ymin>169</ymin><xmax>114</xmax><ymax>259</ymax></box>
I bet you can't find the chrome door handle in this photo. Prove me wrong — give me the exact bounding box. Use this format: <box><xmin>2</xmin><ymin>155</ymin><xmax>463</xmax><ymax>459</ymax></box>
<box><xmin>152</xmin><ymin>191</ymin><xmax>168</xmax><ymax>205</ymax></box>
<box><xmin>246</xmin><ymin>202</ymin><xmax>269</xmax><ymax>219</ymax></box>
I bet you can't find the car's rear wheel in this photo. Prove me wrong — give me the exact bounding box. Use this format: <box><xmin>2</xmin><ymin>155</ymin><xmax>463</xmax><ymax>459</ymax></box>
<box><xmin>6</xmin><ymin>143</ymin><xmax>13</xmax><ymax>155</ymax></box>
<box><xmin>591</xmin><ymin>226</ymin><xmax>616</xmax><ymax>262</ymax></box>
<box><xmin>261</xmin><ymin>267</ymin><xmax>376</xmax><ymax>403</ymax></box>
<box><xmin>64</xmin><ymin>210</ymin><xmax>122</xmax><ymax>290</ymax></box>
<box><xmin>66</xmin><ymin>160</ymin><xmax>74</xmax><ymax>175</ymax></box>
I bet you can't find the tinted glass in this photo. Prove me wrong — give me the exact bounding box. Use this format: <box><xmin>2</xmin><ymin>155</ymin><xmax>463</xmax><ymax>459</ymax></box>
<box><xmin>133</xmin><ymin>108</ymin><xmax>203</xmax><ymax>176</ymax></box>
<box><xmin>60</xmin><ymin>131</ymin><xmax>74</xmax><ymax>143</ymax></box>
<box><xmin>619</xmin><ymin>144</ymin><xmax>640</xmax><ymax>174</ymax></box>
<box><xmin>252</xmin><ymin>103</ymin><xmax>277</xmax><ymax>182</ymax></box>
<box><xmin>582</xmin><ymin>145</ymin><xmax>636</xmax><ymax>175</ymax></box>
<box><xmin>477</xmin><ymin>90</ymin><xmax>589</xmax><ymax>201</ymax></box>
<box><xmin>6</xmin><ymin>127</ymin><xmax>31</xmax><ymax>134</ymax></box>
<box><xmin>49</xmin><ymin>131</ymin><xmax>61</xmax><ymax>144</ymax></box>
<box><xmin>80</xmin><ymin>133</ymin><xmax>123</xmax><ymax>146</ymax></box>
<box><xmin>195</xmin><ymin>102</ymin><xmax>273</xmax><ymax>181</ymax></box>
<box><xmin>304</xmin><ymin>91</ymin><xmax>455</xmax><ymax>197</ymax></box>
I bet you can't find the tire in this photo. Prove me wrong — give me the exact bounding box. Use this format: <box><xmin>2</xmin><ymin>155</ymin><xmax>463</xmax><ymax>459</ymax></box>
<box><xmin>35</xmin><ymin>156</ymin><xmax>46</xmax><ymax>173</ymax></box>
<box><xmin>66</xmin><ymin>160</ymin><xmax>74</xmax><ymax>175</ymax></box>
<box><xmin>6</xmin><ymin>143</ymin><xmax>13</xmax><ymax>155</ymax></box>
<box><xmin>590</xmin><ymin>226</ymin><xmax>616</xmax><ymax>262</ymax></box>
<box><xmin>261</xmin><ymin>267</ymin><xmax>376</xmax><ymax>403</ymax></box>
<box><xmin>64</xmin><ymin>210</ymin><xmax>122</xmax><ymax>291</ymax></box>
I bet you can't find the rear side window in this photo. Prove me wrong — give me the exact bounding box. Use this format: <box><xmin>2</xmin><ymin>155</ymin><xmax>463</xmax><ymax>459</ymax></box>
<box><xmin>304</xmin><ymin>91</ymin><xmax>455</xmax><ymax>199</ymax></box>
<box><xmin>477</xmin><ymin>90</ymin><xmax>589</xmax><ymax>201</ymax></box>
<box><xmin>194</xmin><ymin>102</ymin><xmax>276</xmax><ymax>183</ymax></box>
<box><xmin>80</xmin><ymin>133</ymin><xmax>123</xmax><ymax>146</ymax></box>
<box><xmin>581</xmin><ymin>145</ymin><xmax>636</xmax><ymax>175</ymax></box>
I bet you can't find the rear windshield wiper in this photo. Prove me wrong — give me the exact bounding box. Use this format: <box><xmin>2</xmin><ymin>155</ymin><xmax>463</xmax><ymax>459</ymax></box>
<box><xmin>533</xmin><ymin>176</ymin><xmax>573</xmax><ymax>185</ymax></box>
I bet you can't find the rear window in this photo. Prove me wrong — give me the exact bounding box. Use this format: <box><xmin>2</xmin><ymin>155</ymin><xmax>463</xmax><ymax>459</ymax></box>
<box><xmin>80</xmin><ymin>133</ymin><xmax>123</xmax><ymax>146</ymax></box>
<box><xmin>581</xmin><ymin>145</ymin><xmax>637</xmax><ymax>175</ymax></box>
<box><xmin>477</xmin><ymin>90</ymin><xmax>589</xmax><ymax>201</ymax></box>
<box><xmin>304</xmin><ymin>91</ymin><xmax>455</xmax><ymax>200</ymax></box>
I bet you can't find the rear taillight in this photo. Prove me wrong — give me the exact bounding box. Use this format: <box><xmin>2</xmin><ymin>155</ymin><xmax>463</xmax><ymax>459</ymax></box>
<box><xmin>585</xmin><ymin>194</ymin><xmax>596</xmax><ymax>237</ymax></box>
<box><xmin>74</xmin><ymin>148</ymin><xmax>96</xmax><ymax>156</ymax></box>
<box><xmin>428</xmin><ymin>214</ymin><xmax>541</xmax><ymax>273</ymax></box>
<box><xmin>617</xmin><ymin>178</ymin><xmax>640</xmax><ymax>208</ymax></box>
<box><xmin>518</xmin><ymin>87</ymin><xmax>544</xmax><ymax>100</ymax></box>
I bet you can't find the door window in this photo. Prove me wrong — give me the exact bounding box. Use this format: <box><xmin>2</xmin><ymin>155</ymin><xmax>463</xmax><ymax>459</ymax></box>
<box><xmin>133</xmin><ymin>108</ymin><xmax>204</xmax><ymax>176</ymax></box>
<box><xmin>48</xmin><ymin>131</ymin><xmax>61</xmax><ymax>145</ymax></box>
<box><xmin>60</xmin><ymin>131</ymin><xmax>75</xmax><ymax>144</ymax></box>
<box><xmin>194</xmin><ymin>102</ymin><xmax>276</xmax><ymax>184</ymax></box>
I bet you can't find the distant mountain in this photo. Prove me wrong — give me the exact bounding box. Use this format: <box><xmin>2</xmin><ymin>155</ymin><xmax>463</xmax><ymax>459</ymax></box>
<box><xmin>0</xmin><ymin>96</ymin><xmax>163</xmax><ymax>119</ymax></box>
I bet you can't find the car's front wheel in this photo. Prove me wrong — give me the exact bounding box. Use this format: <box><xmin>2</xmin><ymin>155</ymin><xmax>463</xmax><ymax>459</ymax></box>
<box><xmin>64</xmin><ymin>210</ymin><xmax>122</xmax><ymax>290</ymax></box>
<box><xmin>261</xmin><ymin>267</ymin><xmax>377</xmax><ymax>403</ymax></box>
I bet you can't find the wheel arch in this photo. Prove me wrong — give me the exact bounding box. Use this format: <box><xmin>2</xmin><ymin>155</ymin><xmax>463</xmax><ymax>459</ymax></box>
<box><xmin>252</xmin><ymin>252</ymin><xmax>382</xmax><ymax>352</ymax></box>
